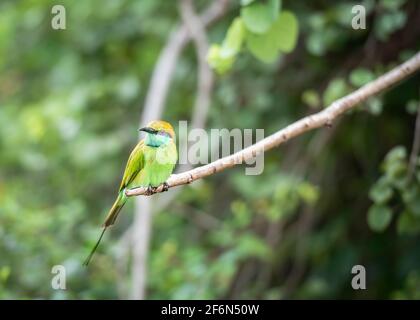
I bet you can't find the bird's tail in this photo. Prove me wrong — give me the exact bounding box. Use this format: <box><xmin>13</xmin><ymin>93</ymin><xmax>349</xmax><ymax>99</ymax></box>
<box><xmin>103</xmin><ymin>190</ymin><xmax>127</xmax><ymax>228</ymax></box>
<box><xmin>82</xmin><ymin>191</ymin><xmax>127</xmax><ymax>266</ymax></box>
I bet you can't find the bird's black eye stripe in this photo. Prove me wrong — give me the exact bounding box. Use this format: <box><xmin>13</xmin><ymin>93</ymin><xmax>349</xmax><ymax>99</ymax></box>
<box><xmin>158</xmin><ymin>131</ymin><xmax>171</xmax><ymax>138</ymax></box>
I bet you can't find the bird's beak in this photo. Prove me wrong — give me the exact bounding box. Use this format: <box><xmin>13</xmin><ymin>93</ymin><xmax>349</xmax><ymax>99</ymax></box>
<box><xmin>138</xmin><ymin>127</ymin><xmax>157</xmax><ymax>134</ymax></box>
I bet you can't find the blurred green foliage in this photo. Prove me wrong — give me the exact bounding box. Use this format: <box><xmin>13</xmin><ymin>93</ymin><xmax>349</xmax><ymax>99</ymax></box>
<box><xmin>208</xmin><ymin>0</ymin><xmax>299</xmax><ymax>72</ymax></box>
<box><xmin>368</xmin><ymin>146</ymin><xmax>420</xmax><ymax>234</ymax></box>
<box><xmin>0</xmin><ymin>0</ymin><xmax>419</xmax><ymax>299</ymax></box>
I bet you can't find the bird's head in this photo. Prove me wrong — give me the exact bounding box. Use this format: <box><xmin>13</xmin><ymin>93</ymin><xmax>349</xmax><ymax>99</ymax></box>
<box><xmin>139</xmin><ymin>120</ymin><xmax>176</xmax><ymax>147</ymax></box>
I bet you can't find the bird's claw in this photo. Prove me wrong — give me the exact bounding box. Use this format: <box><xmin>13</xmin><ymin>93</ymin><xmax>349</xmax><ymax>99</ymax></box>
<box><xmin>144</xmin><ymin>183</ymin><xmax>169</xmax><ymax>195</ymax></box>
<box><xmin>162</xmin><ymin>182</ymin><xmax>170</xmax><ymax>192</ymax></box>
<box><xmin>145</xmin><ymin>185</ymin><xmax>157</xmax><ymax>196</ymax></box>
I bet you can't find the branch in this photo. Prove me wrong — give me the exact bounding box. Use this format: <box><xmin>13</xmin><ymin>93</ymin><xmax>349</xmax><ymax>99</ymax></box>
<box><xmin>129</xmin><ymin>0</ymin><xmax>229</xmax><ymax>300</ymax></box>
<box><xmin>408</xmin><ymin>90</ymin><xmax>420</xmax><ymax>179</ymax></box>
<box><xmin>140</xmin><ymin>0</ymin><xmax>228</xmax><ymax>123</ymax></box>
<box><xmin>154</xmin><ymin>0</ymin><xmax>215</xmax><ymax>209</ymax></box>
<box><xmin>127</xmin><ymin>51</ymin><xmax>420</xmax><ymax>197</ymax></box>
<box><xmin>179</xmin><ymin>0</ymin><xmax>214</xmax><ymax>130</ymax></box>
<box><xmin>118</xmin><ymin>2</ymin><xmax>219</xmax><ymax>265</ymax></box>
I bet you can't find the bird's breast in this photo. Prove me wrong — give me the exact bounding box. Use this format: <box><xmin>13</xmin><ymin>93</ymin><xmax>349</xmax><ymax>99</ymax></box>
<box><xmin>136</xmin><ymin>143</ymin><xmax>177</xmax><ymax>187</ymax></box>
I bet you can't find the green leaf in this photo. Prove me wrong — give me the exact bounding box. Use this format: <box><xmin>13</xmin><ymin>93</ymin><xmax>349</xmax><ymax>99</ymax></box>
<box><xmin>221</xmin><ymin>17</ymin><xmax>245</xmax><ymax>57</ymax></box>
<box><xmin>402</xmin><ymin>186</ymin><xmax>420</xmax><ymax>217</ymax></box>
<box><xmin>380</xmin><ymin>0</ymin><xmax>406</xmax><ymax>10</ymax></box>
<box><xmin>207</xmin><ymin>18</ymin><xmax>245</xmax><ymax>74</ymax></box>
<box><xmin>366</xmin><ymin>96</ymin><xmax>383</xmax><ymax>115</ymax></box>
<box><xmin>244</xmin><ymin>9</ymin><xmax>298</xmax><ymax>63</ymax></box>
<box><xmin>231</xmin><ymin>200</ymin><xmax>252</xmax><ymax>227</ymax></box>
<box><xmin>236</xmin><ymin>233</ymin><xmax>271</xmax><ymax>259</ymax></box>
<box><xmin>386</xmin><ymin>161</ymin><xmax>408</xmax><ymax>189</ymax></box>
<box><xmin>275</xmin><ymin>11</ymin><xmax>299</xmax><ymax>53</ymax></box>
<box><xmin>246</xmin><ymin>29</ymin><xmax>281</xmax><ymax>63</ymax></box>
<box><xmin>306</xmin><ymin>32</ymin><xmax>327</xmax><ymax>56</ymax></box>
<box><xmin>306</xmin><ymin>27</ymin><xmax>340</xmax><ymax>57</ymax></box>
<box><xmin>0</xmin><ymin>266</ymin><xmax>11</xmax><ymax>282</ymax></box>
<box><xmin>308</xmin><ymin>13</ymin><xmax>326</xmax><ymax>30</ymax></box>
<box><xmin>367</xmin><ymin>204</ymin><xmax>393</xmax><ymax>232</ymax></box>
<box><xmin>383</xmin><ymin>146</ymin><xmax>408</xmax><ymax>188</ymax></box>
<box><xmin>302</xmin><ymin>89</ymin><xmax>320</xmax><ymax>109</ymax></box>
<box><xmin>369</xmin><ymin>177</ymin><xmax>393</xmax><ymax>204</ymax></box>
<box><xmin>323</xmin><ymin>78</ymin><xmax>349</xmax><ymax>106</ymax></box>
<box><xmin>241</xmin><ymin>0</ymin><xmax>281</xmax><ymax>34</ymax></box>
<box><xmin>397</xmin><ymin>210</ymin><xmax>420</xmax><ymax>235</ymax></box>
<box><xmin>384</xmin><ymin>146</ymin><xmax>407</xmax><ymax>164</ymax></box>
<box><xmin>349</xmin><ymin>68</ymin><xmax>375</xmax><ymax>87</ymax></box>
<box><xmin>374</xmin><ymin>11</ymin><xmax>407</xmax><ymax>41</ymax></box>
<box><xmin>406</xmin><ymin>100</ymin><xmax>419</xmax><ymax>115</ymax></box>
<box><xmin>298</xmin><ymin>182</ymin><xmax>319</xmax><ymax>205</ymax></box>
<box><xmin>207</xmin><ymin>44</ymin><xmax>235</xmax><ymax>74</ymax></box>
<box><xmin>334</xmin><ymin>3</ymin><xmax>358</xmax><ymax>27</ymax></box>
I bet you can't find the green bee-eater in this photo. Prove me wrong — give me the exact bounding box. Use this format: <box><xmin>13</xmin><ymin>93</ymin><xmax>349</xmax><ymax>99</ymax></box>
<box><xmin>83</xmin><ymin>120</ymin><xmax>177</xmax><ymax>266</ymax></box>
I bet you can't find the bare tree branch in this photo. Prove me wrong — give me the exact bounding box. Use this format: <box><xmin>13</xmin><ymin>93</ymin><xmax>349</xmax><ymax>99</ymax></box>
<box><xmin>153</xmin><ymin>0</ymin><xmax>215</xmax><ymax>210</ymax></box>
<box><xmin>130</xmin><ymin>0</ymin><xmax>229</xmax><ymax>300</ymax></box>
<box><xmin>408</xmin><ymin>89</ymin><xmax>420</xmax><ymax>179</ymax></box>
<box><xmin>127</xmin><ymin>52</ymin><xmax>420</xmax><ymax>197</ymax></box>
<box><xmin>179</xmin><ymin>0</ymin><xmax>214</xmax><ymax>130</ymax></box>
<box><xmin>141</xmin><ymin>0</ymin><xmax>228</xmax><ymax>120</ymax></box>
<box><xmin>117</xmin><ymin>2</ymin><xmax>218</xmax><ymax>275</ymax></box>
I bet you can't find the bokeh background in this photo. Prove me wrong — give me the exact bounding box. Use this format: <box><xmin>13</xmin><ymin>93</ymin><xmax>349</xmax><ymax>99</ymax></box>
<box><xmin>0</xmin><ymin>0</ymin><xmax>419</xmax><ymax>299</ymax></box>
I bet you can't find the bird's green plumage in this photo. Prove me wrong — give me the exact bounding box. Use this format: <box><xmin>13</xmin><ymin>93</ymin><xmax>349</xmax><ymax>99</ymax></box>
<box><xmin>119</xmin><ymin>140</ymin><xmax>145</xmax><ymax>192</ymax></box>
<box><xmin>103</xmin><ymin>137</ymin><xmax>177</xmax><ymax>227</ymax></box>
<box><xmin>83</xmin><ymin>120</ymin><xmax>177</xmax><ymax>266</ymax></box>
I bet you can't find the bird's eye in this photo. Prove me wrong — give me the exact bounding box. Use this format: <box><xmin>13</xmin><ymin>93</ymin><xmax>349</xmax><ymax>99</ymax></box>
<box><xmin>158</xmin><ymin>131</ymin><xmax>170</xmax><ymax>137</ymax></box>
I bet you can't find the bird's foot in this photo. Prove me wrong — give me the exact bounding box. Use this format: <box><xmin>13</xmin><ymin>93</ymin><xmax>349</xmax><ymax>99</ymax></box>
<box><xmin>162</xmin><ymin>182</ymin><xmax>170</xmax><ymax>192</ymax></box>
<box><xmin>145</xmin><ymin>185</ymin><xmax>157</xmax><ymax>196</ymax></box>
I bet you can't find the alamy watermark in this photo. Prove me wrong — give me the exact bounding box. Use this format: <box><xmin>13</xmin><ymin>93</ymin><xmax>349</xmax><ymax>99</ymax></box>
<box><xmin>351</xmin><ymin>5</ymin><xmax>366</xmax><ymax>30</ymax></box>
<box><xmin>51</xmin><ymin>265</ymin><xmax>66</xmax><ymax>290</ymax></box>
<box><xmin>351</xmin><ymin>265</ymin><xmax>367</xmax><ymax>290</ymax></box>
<box><xmin>177</xmin><ymin>121</ymin><xmax>265</xmax><ymax>175</ymax></box>
<box><xmin>151</xmin><ymin>121</ymin><xmax>265</xmax><ymax>175</ymax></box>
<box><xmin>51</xmin><ymin>5</ymin><xmax>66</xmax><ymax>30</ymax></box>
<box><xmin>51</xmin><ymin>4</ymin><xmax>368</xmax><ymax>32</ymax></box>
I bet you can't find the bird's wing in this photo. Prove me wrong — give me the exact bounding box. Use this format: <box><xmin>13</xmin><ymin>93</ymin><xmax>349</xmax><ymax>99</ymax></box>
<box><xmin>118</xmin><ymin>139</ymin><xmax>145</xmax><ymax>192</ymax></box>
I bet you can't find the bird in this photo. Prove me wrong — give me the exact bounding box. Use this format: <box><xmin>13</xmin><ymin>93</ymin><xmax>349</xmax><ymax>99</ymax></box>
<box><xmin>83</xmin><ymin>120</ymin><xmax>178</xmax><ymax>266</ymax></box>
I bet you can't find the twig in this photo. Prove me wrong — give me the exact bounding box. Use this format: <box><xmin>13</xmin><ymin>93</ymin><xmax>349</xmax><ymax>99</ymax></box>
<box><xmin>129</xmin><ymin>0</ymin><xmax>229</xmax><ymax>300</ymax></box>
<box><xmin>141</xmin><ymin>0</ymin><xmax>228</xmax><ymax>121</ymax></box>
<box><xmin>117</xmin><ymin>0</ymin><xmax>217</xmax><ymax>260</ymax></box>
<box><xmin>179</xmin><ymin>0</ymin><xmax>214</xmax><ymax>130</ymax></box>
<box><xmin>156</xmin><ymin>0</ymin><xmax>215</xmax><ymax>205</ymax></box>
<box><xmin>408</xmin><ymin>90</ymin><xmax>420</xmax><ymax>179</ymax></box>
<box><xmin>127</xmin><ymin>52</ymin><xmax>420</xmax><ymax>197</ymax></box>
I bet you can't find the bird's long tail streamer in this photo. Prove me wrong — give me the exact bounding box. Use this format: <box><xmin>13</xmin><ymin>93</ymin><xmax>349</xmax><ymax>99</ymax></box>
<box><xmin>83</xmin><ymin>227</ymin><xmax>107</xmax><ymax>266</ymax></box>
<box><xmin>103</xmin><ymin>191</ymin><xmax>127</xmax><ymax>227</ymax></box>
<box><xmin>83</xmin><ymin>191</ymin><xmax>127</xmax><ymax>266</ymax></box>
